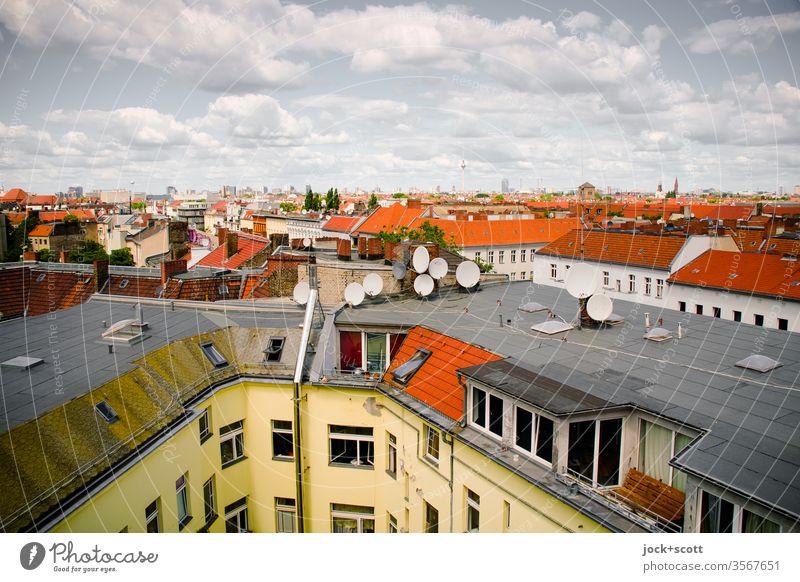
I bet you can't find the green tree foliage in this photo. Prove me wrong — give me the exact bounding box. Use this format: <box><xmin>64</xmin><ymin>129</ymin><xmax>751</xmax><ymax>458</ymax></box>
<box><xmin>376</xmin><ymin>221</ymin><xmax>457</xmax><ymax>251</ymax></box>
<box><xmin>475</xmin><ymin>193</ymin><xmax>489</xmax><ymax>198</ymax></box>
<box><xmin>2</xmin><ymin>215</ymin><xmax>40</xmax><ymax>261</ymax></box>
<box><xmin>367</xmin><ymin>193</ymin><xmax>379</xmax><ymax>210</ymax></box>
<box><xmin>665</xmin><ymin>191</ymin><xmax>676</xmax><ymax>199</ymax></box>
<box><xmin>392</xmin><ymin>192</ymin><xmax>408</xmax><ymax>199</ymax></box>
<box><xmin>38</xmin><ymin>249</ymin><xmax>53</xmax><ymax>262</ymax></box>
<box><xmin>110</xmin><ymin>247</ymin><xmax>135</xmax><ymax>266</ymax></box>
<box><xmin>494</xmin><ymin>194</ymin><xmax>505</xmax><ymax>201</ymax></box>
<box><xmin>304</xmin><ymin>190</ymin><xmax>314</xmax><ymax>211</ymax></box>
<box><xmin>325</xmin><ymin>188</ymin><xmax>341</xmax><ymax>211</ymax></box>
<box><xmin>63</xmin><ymin>214</ymin><xmax>80</xmax><ymax>223</ymax></box>
<box><xmin>280</xmin><ymin>201</ymin><xmax>298</xmax><ymax>213</ymax></box>
<box><xmin>69</xmin><ymin>240</ymin><xmax>109</xmax><ymax>264</ymax></box>
<box><xmin>131</xmin><ymin>201</ymin><xmax>146</xmax><ymax>211</ymax></box>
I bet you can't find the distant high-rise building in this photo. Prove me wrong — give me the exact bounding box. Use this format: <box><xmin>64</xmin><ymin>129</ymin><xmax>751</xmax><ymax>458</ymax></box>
<box><xmin>673</xmin><ymin>177</ymin><xmax>679</xmax><ymax>197</ymax></box>
<box><xmin>67</xmin><ymin>186</ymin><xmax>83</xmax><ymax>198</ymax></box>
<box><xmin>167</xmin><ymin>186</ymin><xmax>177</xmax><ymax>195</ymax></box>
<box><xmin>222</xmin><ymin>185</ymin><xmax>236</xmax><ymax>198</ymax></box>
<box><xmin>794</xmin><ymin>185</ymin><xmax>800</xmax><ymax>195</ymax></box>
<box><xmin>778</xmin><ymin>186</ymin><xmax>784</xmax><ymax>196</ymax></box>
<box><xmin>501</xmin><ymin>178</ymin><xmax>509</xmax><ymax>193</ymax></box>
<box><xmin>305</xmin><ymin>184</ymin><xmax>312</xmax><ymax>194</ymax></box>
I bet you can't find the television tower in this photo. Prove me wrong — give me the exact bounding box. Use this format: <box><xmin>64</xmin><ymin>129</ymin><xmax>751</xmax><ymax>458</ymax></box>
<box><xmin>460</xmin><ymin>159</ymin><xmax>466</xmax><ymax>192</ymax></box>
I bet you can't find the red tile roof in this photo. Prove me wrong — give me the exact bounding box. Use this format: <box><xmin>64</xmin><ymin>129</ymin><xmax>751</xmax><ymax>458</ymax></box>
<box><xmin>25</xmin><ymin>195</ymin><xmax>57</xmax><ymax>206</ymax></box>
<box><xmin>669</xmin><ymin>250</ymin><xmax>800</xmax><ymax>300</ymax></box>
<box><xmin>0</xmin><ymin>188</ymin><xmax>28</xmax><ymax>203</ymax></box>
<box><xmin>195</xmin><ymin>233</ymin><xmax>271</xmax><ymax>269</ymax></box>
<box><xmin>0</xmin><ymin>267</ymin><xmax>95</xmax><ymax>320</ymax></box>
<box><xmin>688</xmin><ymin>204</ymin><xmax>754</xmax><ymax>221</ymax></box>
<box><xmin>28</xmin><ymin>225</ymin><xmax>54</xmax><ymax>237</ymax></box>
<box><xmin>416</xmin><ymin>218</ymin><xmax>576</xmax><ymax>247</ymax></box>
<box><xmin>322</xmin><ymin>215</ymin><xmax>360</xmax><ymax>233</ymax></box>
<box><xmin>354</xmin><ymin>203</ymin><xmax>426</xmax><ymax>235</ymax></box>
<box><xmin>536</xmin><ymin>230</ymin><xmax>687</xmax><ymax>270</ymax></box>
<box><xmin>39</xmin><ymin>210</ymin><xmax>96</xmax><ymax>222</ymax></box>
<box><xmin>384</xmin><ymin>326</ymin><xmax>501</xmax><ymax>421</ymax></box>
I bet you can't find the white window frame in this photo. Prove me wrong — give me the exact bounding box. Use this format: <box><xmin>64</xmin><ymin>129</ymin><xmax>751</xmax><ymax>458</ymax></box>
<box><xmin>220</xmin><ymin>420</ymin><xmax>245</xmax><ymax>467</ymax></box>
<box><xmin>329</xmin><ymin>425</ymin><xmax>374</xmax><ymax>467</ymax></box>
<box><xmin>202</xmin><ymin>476</ymin><xmax>216</xmax><ymax>524</ymax></box>
<box><xmin>466</xmin><ymin>488</ymin><xmax>480</xmax><ymax>533</ymax></box>
<box><xmin>656</xmin><ymin>278</ymin><xmax>664</xmax><ymax>298</ymax></box>
<box><xmin>488</xmin><ymin>250</ymin><xmax>494</xmax><ymax>264</ymax></box>
<box><xmin>510</xmin><ymin>250</ymin><xmax>516</xmax><ymax>263</ymax></box>
<box><xmin>498</xmin><ymin>250</ymin><xmax>505</xmax><ymax>264</ymax></box>
<box><xmin>198</xmin><ymin>408</ymin><xmax>212</xmax><ymax>442</ymax></box>
<box><xmin>424</xmin><ymin>425</ymin><xmax>440</xmax><ymax>465</ymax></box>
<box><xmin>510</xmin><ymin>272</ymin><xmax>516</xmax><ymax>281</ymax></box>
<box><xmin>520</xmin><ymin>249</ymin><xmax>526</xmax><ymax>262</ymax></box>
<box><xmin>388</xmin><ymin>512</ymin><xmax>398</xmax><ymax>533</ymax></box>
<box><xmin>512</xmin><ymin>403</ymin><xmax>555</xmax><ymax>467</ymax></box>
<box><xmin>176</xmin><ymin>474</ymin><xmax>190</xmax><ymax>529</ymax></box>
<box><xmin>603</xmin><ymin>271</ymin><xmax>610</xmax><ymax>287</ymax></box>
<box><xmin>340</xmin><ymin>331</ymin><xmax>406</xmax><ymax>374</ymax></box>
<box><xmin>276</xmin><ymin>498</ymin><xmax>296</xmax><ymax>533</ymax></box>
<box><xmin>550</xmin><ymin>263</ymin><xmax>557</xmax><ymax>279</ymax></box>
<box><xmin>331</xmin><ymin>504</ymin><xmax>375</xmax><ymax>533</ymax></box>
<box><xmin>469</xmin><ymin>385</ymin><xmax>505</xmax><ymax>438</ymax></box>
<box><xmin>628</xmin><ymin>274</ymin><xmax>636</xmax><ymax>293</ymax></box>
<box><xmin>567</xmin><ymin>417</ymin><xmax>624</xmax><ymax>488</ymax></box>
<box><xmin>474</xmin><ymin>251</ymin><xmax>481</xmax><ymax>260</ymax></box>
<box><xmin>387</xmin><ymin>432</ymin><xmax>397</xmax><ymax>477</ymax></box>
<box><xmin>644</xmin><ymin>277</ymin><xmax>652</xmax><ymax>296</ymax></box>
<box><xmin>224</xmin><ymin>498</ymin><xmax>249</xmax><ymax>533</ymax></box>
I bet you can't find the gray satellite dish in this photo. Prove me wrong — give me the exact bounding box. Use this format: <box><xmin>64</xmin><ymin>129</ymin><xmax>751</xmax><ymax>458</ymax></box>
<box><xmin>586</xmin><ymin>294</ymin><xmax>613</xmax><ymax>321</ymax></box>
<box><xmin>363</xmin><ymin>273</ymin><xmax>384</xmax><ymax>297</ymax></box>
<box><xmin>292</xmin><ymin>282</ymin><xmax>310</xmax><ymax>305</ymax></box>
<box><xmin>344</xmin><ymin>282</ymin><xmax>366</xmax><ymax>306</ymax></box>
<box><xmin>392</xmin><ymin>261</ymin><xmax>407</xmax><ymax>280</ymax></box>
<box><xmin>302</xmin><ymin>237</ymin><xmax>311</xmax><ymax>247</ymax></box>
<box><xmin>412</xmin><ymin>246</ymin><xmax>430</xmax><ymax>273</ymax></box>
<box><xmin>455</xmin><ymin>261</ymin><xmax>480</xmax><ymax>288</ymax></box>
<box><xmin>414</xmin><ymin>274</ymin><xmax>434</xmax><ymax>296</ymax></box>
<box><xmin>565</xmin><ymin>263</ymin><xmax>597</xmax><ymax>299</ymax></box>
<box><xmin>428</xmin><ymin>257</ymin><xmax>448</xmax><ymax>280</ymax></box>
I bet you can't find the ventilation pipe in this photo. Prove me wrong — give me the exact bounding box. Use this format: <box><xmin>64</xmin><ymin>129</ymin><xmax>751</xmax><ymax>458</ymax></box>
<box><xmin>644</xmin><ymin>312</ymin><xmax>651</xmax><ymax>329</ymax></box>
<box><xmin>677</xmin><ymin>322</ymin><xmax>683</xmax><ymax>339</ymax></box>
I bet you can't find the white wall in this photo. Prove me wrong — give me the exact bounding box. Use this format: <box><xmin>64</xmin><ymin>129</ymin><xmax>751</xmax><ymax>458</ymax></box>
<box><xmin>466</xmin><ymin>243</ymin><xmax>547</xmax><ymax>280</ymax></box>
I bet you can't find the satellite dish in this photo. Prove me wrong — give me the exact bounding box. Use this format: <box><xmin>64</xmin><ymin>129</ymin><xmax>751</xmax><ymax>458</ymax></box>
<box><xmin>302</xmin><ymin>237</ymin><xmax>311</xmax><ymax>247</ymax></box>
<box><xmin>392</xmin><ymin>260</ymin><xmax>407</xmax><ymax>280</ymax></box>
<box><xmin>292</xmin><ymin>282</ymin><xmax>310</xmax><ymax>305</ymax></box>
<box><xmin>412</xmin><ymin>246</ymin><xmax>430</xmax><ymax>273</ymax></box>
<box><xmin>344</xmin><ymin>282</ymin><xmax>365</xmax><ymax>306</ymax></box>
<box><xmin>586</xmin><ymin>294</ymin><xmax>613</xmax><ymax>321</ymax></box>
<box><xmin>428</xmin><ymin>257</ymin><xmax>448</xmax><ymax>279</ymax></box>
<box><xmin>363</xmin><ymin>273</ymin><xmax>384</xmax><ymax>296</ymax></box>
<box><xmin>565</xmin><ymin>262</ymin><xmax>597</xmax><ymax>298</ymax></box>
<box><xmin>414</xmin><ymin>274</ymin><xmax>434</xmax><ymax>296</ymax></box>
<box><xmin>455</xmin><ymin>261</ymin><xmax>480</xmax><ymax>288</ymax></box>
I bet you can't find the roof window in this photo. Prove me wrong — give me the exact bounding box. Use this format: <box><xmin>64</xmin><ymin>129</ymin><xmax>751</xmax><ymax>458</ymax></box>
<box><xmin>644</xmin><ymin>327</ymin><xmax>672</xmax><ymax>342</ymax></box>
<box><xmin>200</xmin><ymin>342</ymin><xmax>228</xmax><ymax>368</ymax></box>
<box><xmin>264</xmin><ymin>337</ymin><xmax>286</xmax><ymax>362</ymax></box>
<box><xmin>119</xmin><ymin>278</ymin><xmax>130</xmax><ymax>289</ymax></box>
<box><xmin>391</xmin><ymin>348</ymin><xmax>431</xmax><ymax>385</ymax></box>
<box><xmin>735</xmin><ymin>354</ymin><xmax>782</xmax><ymax>373</ymax></box>
<box><xmin>95</xmin><ymin>401</ymin><xmax>119</xmax><ymax>423</ymax></box>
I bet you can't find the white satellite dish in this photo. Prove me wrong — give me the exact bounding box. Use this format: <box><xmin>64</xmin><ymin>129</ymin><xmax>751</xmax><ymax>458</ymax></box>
<box><xmin>565</xmin><ymin>262</ymin><xmax>597</xmax><ymax>299</ymax></box>
<box><xmin>344</xmin><ymin>282</ymin><xmax>365</xmax><ymax>306</ymax></box>
<box><xmin>428</xmin><ymin>257</ymin><xmax>448</xmax><ymax>280</ymax></box>
<box><xmin>414</xmin><ymin>274</ymin><xmax>434</xmax><ymax>296</ymax></box>
<box><xmin>586</xmin><ymin>294</ymin><xmax>613</xmax><ymax>321</ymax></box>
<box><xmin>363</xmin><ymin>273</ymin><xmax>384</xmax><ymax>297</ymax></box>
<box><xmin>392</xmin><ymin>261</ymin><xmax>407</xmax><ymax>280</ymax></box>
<box><xmin>292</xmin><ymin>282</ymin><xmax>310</xmax><ymax>305</ymax></box>
<box><xmin>302</xmin><ymin>237</ymin><xmax>311</xmax><ymax>247</ymax></box>
<box><xmin>455</xmin><ymin>261</ymin><xmax>480</xmax><ymax>288</ymax></box>
<box><xmin>412</xmin><ymin>246</ymin><xmax>430</xmax><ymax>273</ymax></box>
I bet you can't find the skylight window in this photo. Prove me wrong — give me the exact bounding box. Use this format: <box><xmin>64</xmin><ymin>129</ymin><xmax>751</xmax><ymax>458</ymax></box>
<box><xmin>200</xmin><ymin>342</ymin><xmax>228</xmax><ymax>368</ymax></box>
<box><xmin>691</xmin><ymin>268</ymin><xmax>700</xmax><ymax>273</ymax></box>
<box><xmin>95</xmin><ymin>401</ymin><xmax>118</xmax><ymax>423</ymax></box>
<box><xmin>391</xmin><ymin>348</ymin><xmax>431</xmax><ymax>384</ymax></box>
<box><xmin>728</xmin><ymin>273</ymin><xmax>738</xmax><ymax>279</ymax></box>
<box><xmin>264</xmin><ymin>337</ymin><xmax>286</xmax><ymax>362</ymax></box>
<box><xmin>36</xmin><ymin>272</ymin><xmax>47</xmax><ymax>283</ymax></box>
<box><xmin>518</xmin><ymin>302</ymin><xmax>548</xmax><ymax>313</ymax></box>
<box><xmin>2</xmin><ymin>356</ymin><xmax>44</xmax><ymax>370</ymax></box>
<box><xmin>531</xmin><ymin>320</ymin><xmax>573</xmax><ymax>335</ymax></box>
<box><xmin>735</xmin><ymin>354</ymin><xmax>782</xmax><ymax>373</ymax></box>
<box><xmin>119</xmin><ymin>278</ymin><xmax>130</xmax><ymax>289</ymax></box>
<box><xmin>644</xmin><ymin>327</ymin><xmax>672</xmax><ymax>342</ymax></box>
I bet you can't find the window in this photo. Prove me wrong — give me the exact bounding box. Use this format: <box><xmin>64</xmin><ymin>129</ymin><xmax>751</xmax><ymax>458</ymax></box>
<box><xmin>696</xmin><ymin>304</ymin><xmax>703</xmax><ymax>315</ymax></box>
<box><xmin>466</xmin><ymin>489</ymin><xmax>480</xmax><ymax>533</ymax></box>
<box><xmin>145</xmin><ymin>499</ymin><xmax>160</xmax><ymax>533</ymax></box>
<box><xmin>224</xmin><ymin>497</ymin><xmax>248</xmax><ymax>533</ymax></box>
<box><xmin>329</xmin><ymin>425</ymin><xmax>374</xmax><ymax>467</ymax></box>
<box><xmin>656</xmin><ymin>279</ymin><xmax>664</xmax><ymax>298</ymax></box>
<box><xmin>220</xmin><ymin>420</ymin><xmax>245</xmax><ymax>467</ymax></box>
<box><xmin>520</xmin><ymin>271</ymin><xmax>527</xmax><ymax>280</ymax></box>
<box><xmin>176</xmin><ymin>474</ymin><xmax>191</xmax><ymax>529</ymax></box>
<box><xmin>628</xmin><ymin>274</ymin><xmax>636</xmax><ymax>293</ymax></box>
<box><xmin>510</xmin><ymin>272</ymin><xmax>516</xmax><ymax>281</ymax></box>
<box><xmin>272</xmin><ymin>420</ymin><xmax>293</xmax><ymax>460</ymax></box>
<box><xmin>733</xmin><ymin>310</ymin><xmax>742</xmax><ymax>322</ymax></box>
<box><xmin>520</xmin><ymin>249</ymin><xmax>526</xmax><ymax>262</ymax></box>
<box><xmin>331</xmin><ymin>503</ymin><xmax>375</xmax><ymax>533</ymax></box>
<box><xmin>638</xmin><ymin>420</ymin><xmax>692</xmax><ymax>492</ymax></box>
<box><xmin>338</xmin><ymin>330</ymin><xmax>362</xmax><ymax>371</ymax></box>
<box><xmin>365</xmin><ymin>332</ymin><xmax>387</xmax><ymax>374</ymax></box>
<box><xmin>603</xmin><ymin>271</ymin><xmax>610</xmax><ymax>287</ymax></box>
<box><xmin>424</xmin><ymin>502</ymin><xmax>439</xmax><ymax>533</ymax></box>
<box><xmin>550</xmin><ymin>264</ymin><xmax>557</xmax><ymax>279</ymax></box>
<box><xmin>264</xmin><ymin>337</ymin><xmax>285</xmax><ymax>362</ymax></box>
<box><xmin>198</xmin><ymin>408</ymin><xmax>212</xmax><ymax>443</ymax></box>
<box><xmin>387</xmin><ymin>432</ymin><xmax>397</xmax><ymax>478</ymax></box>
<box><xmin>530</xmin><ymin>271</ymin><xmax>534</xmax><ymax>281</ymax></box>
<box><xmin>778</xmin><ymin>318</ymin><xmax>788</xmax><ymax>331</ymax></box>
<box><xmin>424</xmin><ymin>425</ymin><xmax>440</xmax><ymax>464</ymax></box>
<box><xmin>510</xmin><ymin>250</ymin><xmax>516</xmax><ymax>263</ymax></box>
<box><xmin>712</xmin><ymin>306</ymin><xmax>721</xmax><ymax>318</ymax></box>
<box><xmin>742</xmin><ymin>509</ymin><xmax>780</xmax><ymax>533</ymax></box>
<box><xmin>474</xmin><ymin>251</ymin><xmax>481</xmax><ymax>260</ymax></box>
<box><xmin>498</xmin><ymin>250</ymin><xmax>505</xmax><ymax>263</ymax></box>
<box><xmin>678</xmin><ymin>301</ymin><xmax>686</xmax><ymax>312</ymax></box>
<box><xmin>470</xmin><ymin>387</ymin><xmax>504</xmax><ymax>437</ymax></box>
<box><xmin>514</xmin><ymin>405</ymin><xmax>554</xmax><ymax>464</ymax></box>
<box><xmin>276</xmin><ymin>498</ymin><xmax>296</xmax><ymax>533</ymax></box>
<box><xmin>488</xmin><ymin>251</ymin><xmax>494</xmax><ymax>264</ymax></box>
<box><xmin>567</xmin><ymin>418</ymin><xmax>622</xmax><ymax>487</ymax></box>
<box><xmin>388</xmin><ymin>513</ymin><xmax>398</xmax><ymax>533</ymax></box>
<box><xmin>615</xmin><ymin>279</ymin><xmax>621</xmax><ymax>292</ymax></box>
<box><xmin>471</xmin><ymin>387</ymin><xmax>486</xmax><ymax>428</ymax></box>
<box><xmin>644</xmin><ymin>277</ymin><xmax>652</xmax><ymax>296</ymax></box>
<box><xmin>700</xmin><ymin>491</ymin><xmax>734</xmax><ymax>533</ymax></box>
<box><xmin>200</xmin><ymin>342</ymin><xmax>228</xmax><ymax>368</ymax></box>
<box><xmin>391</xmin><ymin>348</ymin><xmax>430</xmax><ymax>384</ymax></box>
<box><xmin>754</xmin><ymin>314</ymin><xmax>764</xmax><ymax>327</ymax></box>
<box><xmin>202</xmin><ymin>476</ymin><xmax>216</xmax><ymax>525</ymax></box>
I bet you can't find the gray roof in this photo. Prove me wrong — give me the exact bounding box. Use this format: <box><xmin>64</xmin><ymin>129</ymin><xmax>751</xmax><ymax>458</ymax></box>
<box><xmin>337</xmin><ymin>281</ymin><xmax>800</xmax><ymax>520</ymax></box>
<box><xmin>0</xmin><ymin>297</ymin><xmax>306</xmax><ymax>433</ymax></box>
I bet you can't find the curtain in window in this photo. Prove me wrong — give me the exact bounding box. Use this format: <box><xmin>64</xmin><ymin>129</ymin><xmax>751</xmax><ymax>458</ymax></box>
<box><xmin>339</xmin><ymin>331</ymin><xmax>362</xmax><ymax>371</ymax></box>
<box><xmin>743</xmin><ymin>510</ymin><xmax>780</xmax><ymax>533</ymax></box>
<box><xmin>671</xmin><ymin>433</ymin><xmax>692</xmax><ymax>491</ymax></box>
<box><xmin>639</xmin><ymin>420</ymin><xmax>672</xmax><ymax>483</ymax></box>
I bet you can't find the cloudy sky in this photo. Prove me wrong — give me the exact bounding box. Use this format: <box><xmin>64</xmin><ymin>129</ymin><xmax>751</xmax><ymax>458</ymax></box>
<box><xmin>0</xmin><ymin>0</ymin><xmax>798</xmax><ymax>195</ymax></box>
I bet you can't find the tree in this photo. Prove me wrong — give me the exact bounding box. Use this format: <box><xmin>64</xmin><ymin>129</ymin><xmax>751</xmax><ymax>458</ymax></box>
<box><xmin>110</xmin><ymin>248</ymin><xmax>135</xmax><ymax>266</ymax></box>
<box><xmin>304</xmin><ymin>190</ymin><xmax>314</xmax><ymax>211</ymax></box>
<box><xmin>475</xmin><ymin>193</ymin><xmax>489</xmax><ymax>199</ymax></box>
<box><xmin>494</xmin><ymin>194</ymin><xmax>505</xmax><ymax>201</ymax></box>
<box><xmin>38</xmin><ymin>249</ymin><xmax>53</xmax><ymax>262</ymax></box>
<box><xmin>665</xmin><ymin>191</ymin><xmax>676</xmax><ymax>199</ymax></box>
<box><xmin>392</xmin><ymin>192</ymin><xmax>407</xmax><ymax>199</ymax></box>
<box><xmin>63</xmin><ymin>214</ymin><xmax>80</xmax><ymax>223</ymax></box>
<box><xmin>324</xmin><ymin>188</ymin><xmax>341</xmax><ymax>212</ymax></box>
<box><xmin>69</xmin><ymin>240</ymin><xmax>109</xmax><ymax>264</ymax></box>
<box><xmin>280</xmin><ymin>201</ymin><xmax>298</xmax><ymax>213</ymax></box>
<box><xmin>2</xmin><ymin>215</ymin><xmax>40</xmax><ymax>262</ymax></box>
<box><xmin>131</xmin><ymin>201</ymin><xmax>146</xmax><ymax>211</ymax></box>
<box><xmin>367</xmin><ymin>193</ymin><xmax>378</xmax><ymax>210</ymax></box>
<box><xmin>376</xmin><ymin>221</ymin><xmax>457</xmax><ymax>252</ymax></box>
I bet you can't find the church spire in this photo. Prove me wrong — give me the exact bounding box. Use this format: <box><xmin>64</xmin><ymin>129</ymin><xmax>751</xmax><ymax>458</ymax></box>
<box><xmin>673</xmin><ymin>176</ymin><xmax>679</xmax><ymax>197</ymax></box>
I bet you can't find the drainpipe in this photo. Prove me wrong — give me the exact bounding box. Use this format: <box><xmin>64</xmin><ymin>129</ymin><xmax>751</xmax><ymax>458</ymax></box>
<box><xmin>293</xmin><ymin>288</ymin><xmax>317</xmax><ymax>533</ymax></box>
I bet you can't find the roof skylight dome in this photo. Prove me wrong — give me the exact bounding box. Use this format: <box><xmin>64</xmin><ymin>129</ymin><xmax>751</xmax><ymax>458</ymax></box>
<box><xmin>735</xmin><ymin>354</ymin><xmax>782</xmax><ymax>373</ymax></box>
<box><xmin>644</xmin><ymin>327</ymin><xmax>672</xmax><ymax>342</ymax></box>
<box><xmin>531</xmin><ymin>320</ymin><xmax>573</xmax><ymax>335</ymax></box>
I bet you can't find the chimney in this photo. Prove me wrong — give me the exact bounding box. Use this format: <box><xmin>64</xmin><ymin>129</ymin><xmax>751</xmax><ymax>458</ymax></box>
<box><xmin>407</xmin><ymin>199</ymin><xmax>422</xmax><ymax>210</ymax></box>
<box><xmin>22</xmin><ymin>250</ymin><xmax>37</xmax><ymax>261</ymax></box>
<box><xmin>337</xmin><ymin>239</ymin><xmax>352</xmax><ymax>261</ymax></box>
<box><xmin>94</xmin><ymin>259</ymin><xmax>109</xmax><ymax>293</ymax></box>
<box><xmin>161</xmin><ymin>259</ymin><xmax>188</xmax><ymax>286</ymax></box>
<box><xmin>455</xmin><ymin>210</ymin><xmax>467</xmax><ymax>221</ymax></box>
<box><xmin>367</xmin><ymin>237</ymin><xmax>383</xmax><ymax>260</ymax></box>
<box><xmin>225</xmin><ymin>232</ymin><xmax>238</xmax><ymax>261</ymax></box>
<box><xmin>59</xmin><ymin>250</ymin><xmax>69</xmax><ymax>263</ymax></box>
<box><xmin>358</xmin><ymin>237</ymin><xmax>368</xmax><ymax>259</ymax></box>
<box><xmin>383</xmin><ymin>241</ymin><xmax>397</xmax><ymax>264</ymax></box>
<box><xmin>217</xmin><ymin>227</ymin><xmax>228</xmax><ymax>247</ymax></box>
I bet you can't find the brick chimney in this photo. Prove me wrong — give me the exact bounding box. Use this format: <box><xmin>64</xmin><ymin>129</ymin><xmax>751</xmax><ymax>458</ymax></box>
<box><xmin>217</xmin><ymin>227</ymin><xmax>228</xmax><ymax>247</ymax></box>
<box><xmin>94</xmin><ymin>259</ymin><xmax>109</xmax><ymax>293</ymax></box>
<box><xmin>367</xmin><ymin>237</ymin><xmax>383</xmax><ymax>260</ymax></box>
<box><xmin>59</xmin><ymin>250</ymin><xmax>69</xmax><ymax>263</ymax></box>
<box><xmin>225</xmin><ymin>232</ymin><xmax>238</xmax><ymax>261</ymax></box>
<box><xmin>161</xmin><ymin>259</ymin><xmax>188</xmax><ymax>286</ymax></box>
<box><xmin>358</xmin><ymin>237</ymin><xmax>368</xmax><ymax>259</ymax></box>
<box><xmin>22</xmin><ymin>250</ymin><xmax>37</xmax><ymax>261</ymax></box>
<box><xmin>407</xmin><ymin>199</ymin><xmax>422</xmax><ymax>210</ymax></box>
<box><xmin>337</xmin><ymin>239</ymin><xmax>352</xmax><ymax>261</ymax></box>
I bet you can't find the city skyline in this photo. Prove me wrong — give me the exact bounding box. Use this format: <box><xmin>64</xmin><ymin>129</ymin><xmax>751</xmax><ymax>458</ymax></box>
<box><xmin>0</xmin><ymin>0</ymin><xmax>798</xmax><ymax>194</ymax></box>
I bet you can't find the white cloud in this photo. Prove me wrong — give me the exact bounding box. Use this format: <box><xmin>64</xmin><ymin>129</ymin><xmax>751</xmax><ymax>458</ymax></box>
<box><xmin>684</xmin><ymin>11</ymin><xmax>800</xmax><ymax>54</ymax></box>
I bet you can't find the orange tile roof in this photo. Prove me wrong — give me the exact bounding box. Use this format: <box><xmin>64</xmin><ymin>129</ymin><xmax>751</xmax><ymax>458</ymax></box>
<box><xmin>669</xmin><ymin>250</ymin><xmax>800</xmax><ymax>300</ymax></box>
<box><xmin>195</xmin><ymin>233</ymin><xmax>271</xmax><ymax>269</ymax></box>
<box><xmin>416</xmin><ymin>217</ymin><xmax>577</xmax><ymax>247</ymax></box>
<box><xmin>384</xmin><ymin>326</ymin><xmax>501</xmax><ymax>421</ymax></box>
<box><xmin>536</xmin><ymin>229</ymin><xmax>687</xmax><ymax>270</ymax></box>
<box><xmin>25</xmin><ymin>195</ymin><xmax>57</xmax><ymax>206</ymax></box>
<box><xmin>688</xmin><ymin>204</ymin><xmax>754</xmax><ymax>221</ymax></box>
<box><xmin>5</xmin><ymin>212</ymin><xmax>26</xmax><ymax>225</ymax></box>
<box><xmin>323</xmin><ymin>215</ymin><xmax>360</xmax><ymax>233</ymax></box>
<box><xmin>0</xmin><ymin>188</ymin><xmax>28</xmax><ymax>202</ymax></box>
<box><xmin>39</xmin><ymin>210</ymin><xmax>96</xmax><ymax>222</ymax></box>
<box><xmin>354</xmin><ymin>202</ymin><xmax>426</xmax><ymax>235</ymax></box>
<box><xmin>28</xmin><ymin>225</ymin><xmax>54</xmax><ymax>237</ymax></box>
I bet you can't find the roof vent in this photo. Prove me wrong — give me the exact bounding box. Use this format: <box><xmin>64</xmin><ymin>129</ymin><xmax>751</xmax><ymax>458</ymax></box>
<box><xmin>119</xmin><ymin>278</ymin><xmax>130</xmax><ymax>289</ymax></box>
<box><xmin>735</xmin><ymin>354</ymin><xmax>782</xmax><ymax>373</ymax></box>
<box><xmin>518</xmin><ymin>302</ymin><xmax>548</xmax><ymax>313</ymax></box>
<box><xmin>781</xmin><ymin>254</ymin><xmax>797</xmax><ymax>261</ymax></box>
<box><xmin>644</xmin><ymin>327</ymin><xmax>672</xmax><ymax>342</ymax></box>
<box><xmin>531</xmin><ymin>320</ymin><xmax>574</xmax><ymax>335</ymax></box>
<box><xmin>95</xmin><ymin>401</ymin><xmax>118</xmax><ymax>423</ymax></box>
<box><xmin>101</xmin><ymin>319</ymin><xmax>147</xmax><ymax>345</ymax></box>
<box><xmin>728</xmin><ymin>273</ymin><xmax>738</xmax><ymax>279</ymax></box>
<box><xmin>604</xmin><ymin>313</ymin><xmax>624</xmax><ymax>326</ymax></box>
<box><xmin>36</xmin><ymin>272</ymin><xmax>47</xmax><ymax>283</ymax></box>
<box><xmin>691</xmin><ymin>268</ymin><xmax>700</xmax><ymax>273</ymax></box>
